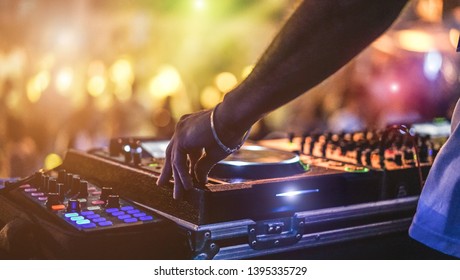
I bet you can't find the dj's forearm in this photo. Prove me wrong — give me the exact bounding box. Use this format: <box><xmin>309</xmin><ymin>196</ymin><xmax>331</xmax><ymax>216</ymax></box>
<box><xmin>217</xmin><ymin>0</ymin><xmax>407</xmax><ymax>137</ymax></box>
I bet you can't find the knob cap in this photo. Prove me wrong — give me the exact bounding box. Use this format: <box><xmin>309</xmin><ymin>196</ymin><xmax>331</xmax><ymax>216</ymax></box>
<box><xmin>109</xmin><ymin>138</ymin><xmax>124</xmax><ymax>157</ymax></box>
<box><xmin>78</xmin><ymin>180</ymin><xmax>89</xmax><ymax>198</ymax></box>
<box><xmin>100</xmin><ymin>187</ymin><xmax>113</xmax><ymax>202</ymax></box>
<box><xmin>67</xmin><ymin>199</ymin><xmax>81</xmax><ymax>213</ymax></box>
<box><xmin>70</xmin><ymin>175</ymin><xmax>81</xmax><ymax>194</ymax></box>
<box><xmin>46</xmin><ymin>193</ymin><xmax>61</xmax><ymax>209</ymax></box>
<box><xmin>64</xmin><ymin>173</ymin><xmax>74</xmax><ymax>194</ymax></box>
<box><xmin>123</xmin><ymin>145</ymin><xmax>132</xmax><ymax>163</ymax></box>
<box><xmin>105</xmin><ymin>195</ymin><xmax>120</xmax><ymax>208</ymax></box>
<box><xmin>132</xmin><ymin>146</ymin><xmax>142</xmax><ymax>166</ymax></box>
<box><xmin>57</xmin><ymin>183</ymin><xmax>65</xmax><ymax>201</ymax></box>
<box><xmin>48</xmin><ymin>178</ymin><xmax>57</xmax><ymax>193</ymax></box>
<box><xmin>57</xmin><ymin>169</ymin><xmax>67</xmax><ymax>184</ymax></box>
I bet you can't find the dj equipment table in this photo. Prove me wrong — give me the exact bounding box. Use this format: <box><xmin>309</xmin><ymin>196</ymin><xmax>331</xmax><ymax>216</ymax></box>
<box><xmin>0</xmin><ymin>124</ymin><xmax>449</xmax><ymax>259</ymax></box>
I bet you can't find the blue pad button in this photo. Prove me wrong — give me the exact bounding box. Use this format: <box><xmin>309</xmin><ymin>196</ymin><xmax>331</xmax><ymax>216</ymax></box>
<box><xmin>81</xmin><ymin>223</ymin><xmax>97</xmax><ymax>229</ymax></box>
<box><xmin>98</xmin><ymin>221</ymin><xmax>113</xmax><ymax>227</ymax></box>
<box><xmin>133</xmin><ymin>212</ymin><xmax>146</xmax><ymax>218</ymax></box>
<box><xmin>87</xmin><ymin>214</ymin><xmax>100</xmax><ymax>219</ymax></box>
<box><xmin>80</xmin><ymin>211</ymin><xmax>95</xmax><ymax>216</ymax></box>
<box><xmin>106</xmin><ymin>208</ymin><xmax>119</xmax><ymax>213</ymax></box>
<box><xmin>123</xmin><ymin>218</ymin><xmax>138</xmax><ymax>223</ymax></box>
<box><xmin>118</xmin><ymin>214</ymin><xmax>132</xmax><ymax>220</ymax></box>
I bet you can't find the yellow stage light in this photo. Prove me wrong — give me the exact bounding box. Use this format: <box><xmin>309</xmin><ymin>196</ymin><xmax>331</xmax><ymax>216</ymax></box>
<box><xmin>200</xmin><ymin>86</ymin><xmax>222</xmax><ymax>109</ymax></box>
<box><xmin>44</xmin><ymin>153</ymin><xmax>63</xmax><ymax>170</ymax></box>
<box><xmin>149</xmin><ymin>65</ymin><xmax>182</xmax><ymax>99</ymax></box>
<box><xmin>215</xmin><ymin>72</ymin><xmax>237</xmax><ymax>93</ymax></box>
<box><xmin>87</xmin><ymin>76</ymin><xmax>106</xmax><ymax>97</ymax></box>
<box><xmin>55</xmin><ymin>67</ymin><xmax>74</xmax><ymax>95</ymax></box>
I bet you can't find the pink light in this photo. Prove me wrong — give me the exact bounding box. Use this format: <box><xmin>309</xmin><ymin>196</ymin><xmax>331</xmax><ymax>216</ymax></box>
<box><xmin>390</xmin><ymin>82</ymin><xmax>400</xmax><ymax>94</ymax></box>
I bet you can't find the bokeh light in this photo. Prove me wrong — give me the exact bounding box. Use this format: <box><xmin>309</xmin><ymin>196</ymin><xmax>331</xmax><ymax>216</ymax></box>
<box><xmin>44</xmin><ymin>153</ymin><xmax>63</xmax><ymax>170</ymax></box>
<box><xmin>200</xmin><ymin>86</ymin><xmax>222</xmax><ymax>109</ymax></box>
<box><xmin>87</xmin><ymin>76</ymin><xmax>106</xmax><ymax>97</ymax></box>
<box><xmin>55</xmin><ymin>67</ymin><xmax>74</xmax><ymax>95</ymax></box>
<box><xmin>241</xmin><ymin>64</ymin><xmax>255</xmax><ymax>79</ymax></box>
<box><xmin>215</xmin><ymin>72</ymin><xmax>238</xmax><ymax>93</ymax></box>
<box><xmin>110</xmin><ymin>58</ymin><xmax>134</xmax><ymax>85</ymax></box>
<box><xmin>149</xmin><ymin>65</ymin><xmax>182</xmax><ymax>99</ymax></box>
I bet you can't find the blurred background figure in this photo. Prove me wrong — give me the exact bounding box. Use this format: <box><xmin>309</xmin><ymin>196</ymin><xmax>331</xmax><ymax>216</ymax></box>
<box><xmin>0</xmin><ymin>0</ymin><xmax>459</xmax><ymax>176</ymax></box>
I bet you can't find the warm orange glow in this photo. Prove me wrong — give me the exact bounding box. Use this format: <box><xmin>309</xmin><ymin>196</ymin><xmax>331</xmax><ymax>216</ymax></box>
<box><xmin>114</xmin><ymin>84</ymin><xmax>133</xmax><ymax>102</ymax></box>
<box><xmin>200</xmin><ymin>86</ymin><xmax>221</xmax><ymax>109</ymax></box>
<box><xmin>88</xmin><ymin>60</ymin><xmax>106</xmax><ymax>77</ymax></box>
<box><xmin>149</xmin><ymin>65</ymin><xmax>182</xmax><ymax>99</ymax></box>
<box><xmin>449</xmin><ymin>29</ymin><xmax>460</xmax><ymax>50</ymax></box>
<box><xmin>396</xmin><ymin>30</ymin><xmax>435</xmax><ymax>52</ymax></box>
<box><xmin>87</xmin><ymin>76</ymin><xmax>106</xmax><ymax>97</ymax></box>
<box><xmin>94</xmin><ymin>92</ymin><xmax>114</xmax><ymax>112</ymax></box>
<box><xmin>55</xmin><ymin>67</ymin><xmax>74</xmax><ymax>95</ymax></box>
<box><xmin>110</xmin><ymin>58</ymin><xmax>134</xmax><ymax>85</ymax></box>
<box><xmin>27</xmin><ymin>71</ymin><xmax>50</xmax><ymax>103</ymax></box>
<box><xmin>416</xmin><ymin>0</ymin><xmax>443</xmax><ymax>23</ymax></box>
<box><xmin>215</xmin><ymin>72</ymin><xmax>238</xmax><ymax>93</ymax></box>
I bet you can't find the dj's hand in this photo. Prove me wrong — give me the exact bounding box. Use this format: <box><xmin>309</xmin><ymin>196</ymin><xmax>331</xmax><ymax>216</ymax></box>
<box><xmin>157</xmin><ymin>108</ymin><xmax>248</xmax><ymax>199</ymax></box>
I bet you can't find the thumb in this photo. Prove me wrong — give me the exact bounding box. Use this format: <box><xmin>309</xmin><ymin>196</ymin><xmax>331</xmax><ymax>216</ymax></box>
<box><xmin>194</xmin><ymin>153</ymin><xmax>219</xmax><ymax>185</ymax></box>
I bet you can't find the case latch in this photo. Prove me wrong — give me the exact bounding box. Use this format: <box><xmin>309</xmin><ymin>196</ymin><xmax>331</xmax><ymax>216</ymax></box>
<box><xmin>248</xmin><ymin>216</ymin><xmax>305</xmax><ymax>250</ymax></box>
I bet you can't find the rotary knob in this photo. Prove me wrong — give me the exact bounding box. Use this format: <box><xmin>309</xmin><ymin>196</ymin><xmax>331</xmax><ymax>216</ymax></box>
<box><xmin>46</xmin><ymin>193</ymin><xmax>61</xmax><ymax>209</ymax></box>
<box><xmin>105</xmin><ymin>195</ymin><xmax>120</xmax><ymax>208</ymax></box>
<box><xmin>48</xmin><ymin>178</ymin><xmax>57</xmax><ymax>193</ymax></box>
<box><xmin>67</xmin><ymin>199</ymin><xmax>81</xmax><ymax>213</ymax></box>
<box><xmin>70</xmin><ymin>175</ymin><xmax>81</xmax><ymax>195</ymax></box>
<box><xmin>78</xmin><ymin>180</ymin><xmax>89</xmax><ymax>198</ymax></box>
<box><xmin>100</xmin><ymin>187</ymin><xmax>113</xmax><ymax>202</ymax></box>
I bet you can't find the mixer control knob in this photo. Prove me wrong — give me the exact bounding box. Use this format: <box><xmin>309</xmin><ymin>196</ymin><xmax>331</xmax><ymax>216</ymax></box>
<box><xmin>123</xmin><ymin>145</ymin><xmax>132</xmax><ymax>163</ymax></box>
<box><xmin>58</xmin><ymin>169</ymin><xmax>67</xmax><ymax>184</ymax></box>
<box><xmin>105</xmin><ymin>195</ymin><xmax>120</xmax><ymax>208</ymax></box>
<box><xmin>78</xmin><ymin>180</ymin><xmax>89</xmax><ymax>198</ymax></box>
<box><xmin>57</xmin><ymin>183</ymin><xmax>66</xmax><ymax>201</ymax></box>
<box><xmin>46</xmin><ymin>193</ymin><xmax>61</xmax><ymax>209</ymax></box>
<box><xmin>39</xmin><ymin>174</ymin><xmax>50</xmax><ymax>193</ymax></box>
<box><xmin>132</xmin><ymin>146</ymin><xmax>142</xmax><ymax>166</ymax></box>
<box><xmin>109</xmin><ymin>138</ymin><xmax>124</xmax><ymax>157</ymax></box>
<box><xmin>100</xmin><ymin>187</ymin><xmax>113</xmax><ymax>202</ymax></box>
<box><xmin>64</xmin><ymin>173</ymin><xmax>74</xmax><ymax>194</ymax></box>
<box><xmin>70</xmin><ymin>175</ymin><xmax>81</xmax><ymax>194</ymax></box>
<box><xmin>67</xmin><ymin>199</ymin><xmax>81</xmax><ymax>213</ymax></box>
<box><xmin>48</xmin><ymin>178</ymin><xmax>58</xmax><ymax>193</ymax></box>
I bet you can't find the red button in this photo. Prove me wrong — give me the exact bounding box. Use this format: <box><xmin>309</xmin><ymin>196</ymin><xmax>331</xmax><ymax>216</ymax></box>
<box><xmin>51</xmin><ymin>204</ymin><xmax>65</xmax><ymax>211</ymax></box>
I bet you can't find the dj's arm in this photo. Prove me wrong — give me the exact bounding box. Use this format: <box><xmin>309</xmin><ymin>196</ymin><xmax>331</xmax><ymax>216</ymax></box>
<box><xmin>158</xmin><ymin>0</ymin><xmax>408</xmax><ymax>199</ymax></box>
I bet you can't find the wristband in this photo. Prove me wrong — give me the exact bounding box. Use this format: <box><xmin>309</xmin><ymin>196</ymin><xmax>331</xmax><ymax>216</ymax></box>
<box><xmin>210</xmin><ymin>105</ymin><xmax>251</xmax><ymax>154</ymax></box>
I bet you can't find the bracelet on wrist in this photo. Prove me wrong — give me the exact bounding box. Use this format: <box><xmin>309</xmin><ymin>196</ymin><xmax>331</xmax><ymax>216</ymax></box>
<box><xmin>210</xmin><ymin>105</ymin><xmax>251</xmax><ymax>154</ymax></box>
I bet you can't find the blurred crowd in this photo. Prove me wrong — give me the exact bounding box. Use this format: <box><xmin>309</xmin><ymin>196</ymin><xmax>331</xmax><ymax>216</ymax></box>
<box><xmin>0</xmin><ymin>0</ymin><xmax>459</xmax><ymax>178</ymax></box>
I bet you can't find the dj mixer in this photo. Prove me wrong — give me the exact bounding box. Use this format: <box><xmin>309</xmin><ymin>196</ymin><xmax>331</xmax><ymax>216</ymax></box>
<box><xmin>0</xmin><ymin>121</ymin><xmax>450</xmax><ymax>259</ymax></box>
